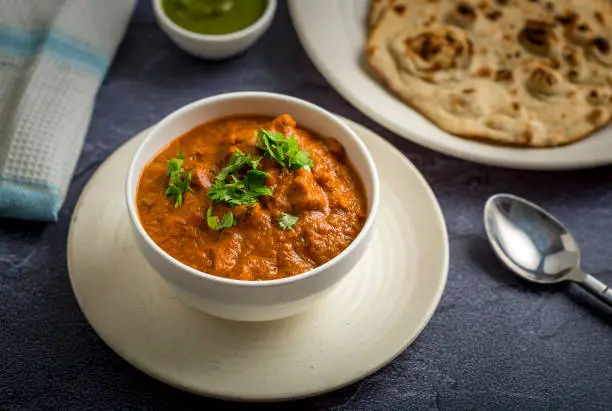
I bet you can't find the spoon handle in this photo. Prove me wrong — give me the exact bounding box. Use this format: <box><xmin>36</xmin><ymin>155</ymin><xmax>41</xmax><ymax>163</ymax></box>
<box><xmin>579</xmin><ymin>274</ymin><xmax>612</xmax><ymax>307</ymax></box>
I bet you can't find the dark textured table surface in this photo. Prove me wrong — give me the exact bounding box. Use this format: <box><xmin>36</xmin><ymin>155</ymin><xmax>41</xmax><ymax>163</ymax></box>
<box><xmin>2</xmin><ymin>1</ymin><xmax>612</xmax><ymax>410</ymax></box>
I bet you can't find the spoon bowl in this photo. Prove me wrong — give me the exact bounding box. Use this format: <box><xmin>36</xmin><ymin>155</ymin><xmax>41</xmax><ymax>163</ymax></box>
<box><xmin>484</xmin><ymin>193</ymin><xmax>612</xmax><ymax>305</ymax></box>
<box><xmin>484</xmin><ymin>194</ymin><xmax>582</xmax><ymax>284</ymax></box>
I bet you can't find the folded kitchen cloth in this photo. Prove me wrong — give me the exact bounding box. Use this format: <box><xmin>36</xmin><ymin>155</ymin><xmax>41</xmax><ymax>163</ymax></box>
<box><xmin>0</xmin><ymin>0</ymin><xmax>136</xmax><ymax>221</ymax></box>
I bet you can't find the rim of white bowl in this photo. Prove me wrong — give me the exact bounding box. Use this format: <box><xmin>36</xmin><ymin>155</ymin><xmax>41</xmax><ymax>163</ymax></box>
<box><xmin>152</xmin><ymin>0</ymin><xmax>277</xmax><ymax>42</ymax></box>
<box><xmin>126</xmin><ymin>91</ymin><xmax>380</xmax><ymax>288</ymax></box>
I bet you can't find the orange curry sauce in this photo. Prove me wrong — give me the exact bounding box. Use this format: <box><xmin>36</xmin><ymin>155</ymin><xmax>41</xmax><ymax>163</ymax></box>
<box><xmin>136</xmin><ymin>114</ymin><xmax>367</xmax><ymax>280</ymax></box>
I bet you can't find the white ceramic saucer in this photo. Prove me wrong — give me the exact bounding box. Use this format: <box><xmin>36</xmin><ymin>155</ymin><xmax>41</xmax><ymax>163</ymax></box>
<box><xmin>67</xmin><ymin>117</ymin><xmax>448</xmax><ymax>401</ymax></box>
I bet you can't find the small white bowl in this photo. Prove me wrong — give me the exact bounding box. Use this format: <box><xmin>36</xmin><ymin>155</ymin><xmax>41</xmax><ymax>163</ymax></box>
<box><xmin>126</xmin><ymin>92</ymin><xmax>379</xmax><ymax>321</ymax></box>
<box><xmin>152</xmin><ymin>0</ymin><xmax>276</xmax><ymax>60</ymax></box>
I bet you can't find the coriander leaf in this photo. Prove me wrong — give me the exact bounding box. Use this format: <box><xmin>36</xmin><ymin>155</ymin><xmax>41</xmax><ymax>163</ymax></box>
<box><xmin>206</xmin><ymin>207</ymin><xmax>235</xmax><ymax>231</ymax></box>
<box><xmin>251</xmin><ymin>187</ymin><xmax>274</xmax><ymax>198</ymax></box>
<box><xmin>206</xmin><ymin>207</ymin><xmax>216</xmax><ymax>228</ymax></box>
<box><xmin>247</xmin><ymin>156</ymin><xmax>261</xmax><ymax>170</ymax></box>
<box><xmin>165</xmin><ymin>184</ymin><xmax>183</xmax><ymax>207</ymax></box>
<box><xmin>165</xmin><ymin>151</ymin><xmax>193</xmax><ymax>207</ymax></box>
<box><xmin>166</xmin><ymin>151</ymin><xmax>184</xmax><ymax>176</ymax></box>
<box><xmin>216</xmin><ymin>151</ymin><xmax>245</xmax><ymax>181</ymax></box>
<box><xmin>220</xmin><ymin>211</ymin><xmax>234</xmax><ymax>229</ymax></box>
<box><xmin>278</xmin><ymin>213</ymin><xmax>299</xmax><ymax>230</ymax></box>
<box><xmin>184</xmin><ymin>171</ymin><xmax>194</xmax><ymax>193</ymax></box>
<box><xmin>245</xmin><ymin>169</ymin><xmax>269</xmax><ymax>188</ymax></box>
<box><xmin>256</xmin><ymin>128</ymin><xmax>314</xmax><ymax>171</ymax></box>
<box><xmin>208</xmin><ymin>176</ymin><xmax>273</xmax><ymax>206</ymax></box>
<box><xmin>286</xmin><ymin>135</ymin><xmax>299</xmax><ymax>153</ymax></box>
<box><xmin>215</xmin><ymin>149</ymin><xmax>262</xmax><ymax>183</ymax></box>
<box><xmin>256</xmin><ymin>129</ymin><xmax>286</xmax><ymax>168</ymax></box>
<box><xmin>207</xmin><ymin>150</ymin><xmax>272</xmax><ymax>207</ymax></box>
<box><xmin>292</xmin><ymin>150</ymin><xmax>314</xmax><ymax>171</ymax></box>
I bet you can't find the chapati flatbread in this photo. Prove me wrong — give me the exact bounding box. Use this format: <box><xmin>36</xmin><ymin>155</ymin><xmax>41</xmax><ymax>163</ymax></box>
<box><xmin>367</xmin><ymin>0</ymin><xmax>612</xmax><ymax>147</ymax></box>
<box><xmin>368</xmin><ymin>0</ymin><xmax>391</xmax><ymax>31</ymax></box>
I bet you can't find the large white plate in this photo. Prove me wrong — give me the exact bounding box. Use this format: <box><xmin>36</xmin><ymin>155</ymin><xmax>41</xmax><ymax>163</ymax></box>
<box><xmin>289</xmin><ymin>0</ymin><xmax>612</xmax><ymax>170</ymax></box>
<box><xmin>67</xmin><ymin>118</ymin><xmax>448</xmax><ymax>401</ymax></box>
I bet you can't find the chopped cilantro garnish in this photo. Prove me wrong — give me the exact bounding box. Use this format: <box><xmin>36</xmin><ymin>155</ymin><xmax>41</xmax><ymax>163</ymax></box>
<box><xmin>207</xmin><ymin>149</ymin><xmax>273</xmax><ymax>206</ymax></box>
<box><xmin>206</xmin><ymin>207</ymin><xmax>235</xmax><ymax>231</ymax></box>
<box><xmin>245</xmin><ymin>169</ymin><xmax>268</xmax><ymax>188</ymax></box>
<box><xmin>165</xmin><ymin>150</ymin><xmax>193</xmax><ymax>207</ymax></box>
<box><xmin>166</xmin><ymin>154</ymin><xmax>184</xmax><ymax>176</ymax></box>
<box><xmin>278</xmin><ymin>213</ymin><xmax>299</xmax><ymax>230</ymax></box>
<box><xmin>256</xmin><ymin>129</ymin><xmax>314</xmax><ymax>171</ymax></box>
<box><xmin>215</xmin><ymin>149</ymin><xmax>261</xmax><ymax>182</ymax></box>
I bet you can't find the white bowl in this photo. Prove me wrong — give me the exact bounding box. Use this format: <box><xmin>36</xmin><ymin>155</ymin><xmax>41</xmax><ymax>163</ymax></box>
<box><xmin>152</xmin><ymin>0</ymin><xmax>276</xmax><ymax>60</ymax></box>
<box><xmin>126</xmin><ymin>92</ymin><xmax>379</xmax><ymax>321</ymax></box>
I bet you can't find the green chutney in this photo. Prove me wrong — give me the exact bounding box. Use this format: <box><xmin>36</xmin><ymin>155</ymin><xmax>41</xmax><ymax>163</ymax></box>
<box><xmin>162</xmin><ymin>0</ymin><xmax>267</xmax><ymax>35</ymax></box>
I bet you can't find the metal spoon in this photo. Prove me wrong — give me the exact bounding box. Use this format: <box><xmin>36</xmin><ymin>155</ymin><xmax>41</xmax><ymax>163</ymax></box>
<box><xmin>484</xmin><ymin>193</ymin><xmax>612</xmax><ymax>306</ymax></box>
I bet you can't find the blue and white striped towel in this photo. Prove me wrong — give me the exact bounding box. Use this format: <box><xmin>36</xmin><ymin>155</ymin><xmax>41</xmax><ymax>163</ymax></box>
<box><xmin>0</xmin><ymin>0</ymin><xmax>136</xmax><ymax>221</ymax></box>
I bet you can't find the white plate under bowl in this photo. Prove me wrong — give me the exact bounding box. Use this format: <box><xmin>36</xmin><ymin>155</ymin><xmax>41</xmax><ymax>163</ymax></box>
<box><xmin>289</xmin><ymin>0</ymin><xmax>612</xmax><ymax>170</ymax></box>
<box><xmin>67</xmin><ymin>117</ymin><xmax>448</xmax><ymax>401</ymax></box>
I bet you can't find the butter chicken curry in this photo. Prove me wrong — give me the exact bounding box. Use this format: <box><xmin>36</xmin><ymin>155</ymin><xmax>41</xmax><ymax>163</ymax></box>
<box><xmin>136</xmin><ymin>114</ymin><xmax>367</xmax><ymax>281</ymax></box>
